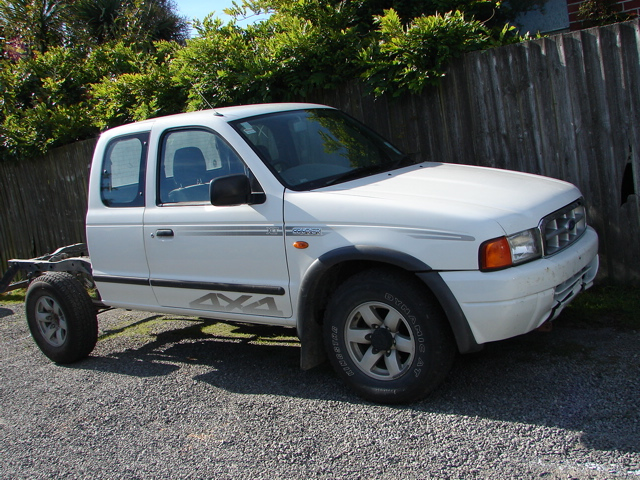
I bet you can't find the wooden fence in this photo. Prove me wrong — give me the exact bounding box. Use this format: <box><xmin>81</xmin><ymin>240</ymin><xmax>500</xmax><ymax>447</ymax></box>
<box><xmin>0</xmin><ymin>139</ymin><xmax>96</xmax><ymax>272</ymax></box>
<box><xmin>1</xmin><ymin>19</ymin><xmax>639</xmax><ymax>283</ymax></box>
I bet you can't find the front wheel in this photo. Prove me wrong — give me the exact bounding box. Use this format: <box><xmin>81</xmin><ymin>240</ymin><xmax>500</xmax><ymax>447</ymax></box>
<box><xmin>323</xmin><ymin>269</ymin><xmax>455</xmax><ymax>404</ymax></box>
<box><xmin>26</xmin><ymin>272</ymin><xmax>98</xmax><ymax>363</ymax></box>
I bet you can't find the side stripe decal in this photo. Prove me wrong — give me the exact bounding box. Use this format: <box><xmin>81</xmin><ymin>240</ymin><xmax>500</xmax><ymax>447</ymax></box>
<box><xmin>95</xmin><ymin>275</ymin><xmax>285</xmax><ymax>296</ymax></box>
<box><xmin>150</xmin><ymin>279</ymin><xmax>285</xmax><ymax>296</ymax></box>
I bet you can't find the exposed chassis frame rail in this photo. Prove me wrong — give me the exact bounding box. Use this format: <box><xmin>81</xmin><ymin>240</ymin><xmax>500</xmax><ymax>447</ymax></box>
<box><xmin>0</xmin><ymin>244</ymin><xmax>93</xmax><ymax>294</ymax></box>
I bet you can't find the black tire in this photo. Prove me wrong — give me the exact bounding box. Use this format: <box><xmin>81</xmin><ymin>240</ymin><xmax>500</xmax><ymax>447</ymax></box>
<box><xmin>323</xmin><ymin>269</ymin><xmax>455</xmax><ymax>404</ymax></box>
<box><xmin>26</xmin><ymin>272</ymin><xmax>98</xmax><ymax>363</ymax></box>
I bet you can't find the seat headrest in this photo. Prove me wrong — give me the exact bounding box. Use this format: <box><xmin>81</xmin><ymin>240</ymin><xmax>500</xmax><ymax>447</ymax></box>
<box><xmin>173</xmin><ymin>147</ymin><xmax>207</xmax><ymax>187</ymax></box>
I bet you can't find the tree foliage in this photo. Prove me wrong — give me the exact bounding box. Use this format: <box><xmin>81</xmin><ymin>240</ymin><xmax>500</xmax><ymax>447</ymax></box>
<box><xmin>173</xmin><ymin>1</ymin><xmax>368</xmax><ymax>108</ymax></box>
<box><xmin>70</xmin><ymin>0</ymin><xmax>189</xmax><ymax>47</ymax></box>
<box><xmin>0</xmin><ymin>0</ymin><xmax>538</xmax><ymax>161</ymax></box>
<box><xmin>0</xmin><ymin>0</ymin><xmax>68</xmax><ymax>55</ymax></box>
<box><xmin>0</xmin><ymin>46</ymin><xmax>95</xmax><ymax>158</ymax></box>
<box><xmin>90</xmin><ymin>41</ymin><xmax>185</xmax><ymax>129</ymax></box>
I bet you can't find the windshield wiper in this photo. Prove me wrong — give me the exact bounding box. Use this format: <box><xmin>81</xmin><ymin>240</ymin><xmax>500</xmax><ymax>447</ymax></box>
<box><xmin>322</xmin><ymin>155</ymin><xmax>416</xmax><ymax>188</ymax></box>
<box><xmin>322</xmin><ymin>164</ymin><xmax>391</xmax><ymax>187</ymax></box>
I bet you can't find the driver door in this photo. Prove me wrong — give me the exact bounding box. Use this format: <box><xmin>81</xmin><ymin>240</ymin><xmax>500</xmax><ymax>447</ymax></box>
<box><xmin>143</xmin><ymin>127</ymin><xmax>292</xmax><ymax>319</ymax></box>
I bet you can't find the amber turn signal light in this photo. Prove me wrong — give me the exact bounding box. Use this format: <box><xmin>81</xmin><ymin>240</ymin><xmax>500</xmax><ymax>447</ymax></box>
<box><xmin>479</xmin><ymin>236</ymin><xmax>512</xmax><ymax>271</ymax></box>
<box><xmin>293</xmin><ymin>241</ymin><xmax>309</xmax><ymax>249</ymax></box>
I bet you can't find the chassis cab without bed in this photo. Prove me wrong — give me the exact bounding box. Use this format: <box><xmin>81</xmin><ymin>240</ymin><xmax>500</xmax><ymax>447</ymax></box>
<box><xmin>2</xmin><ymin>103</ymin><xmax>599</xmax><ymax>404</ymax></box>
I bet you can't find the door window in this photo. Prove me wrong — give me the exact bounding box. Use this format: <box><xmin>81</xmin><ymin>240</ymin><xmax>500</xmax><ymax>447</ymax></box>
<box><xmin>159</xmin><ymin>129</ymin><xmax>247</xmax><ymax>204</ymax></box>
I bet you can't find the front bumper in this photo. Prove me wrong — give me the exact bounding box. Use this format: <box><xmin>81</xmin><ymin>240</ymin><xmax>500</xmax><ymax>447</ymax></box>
<box><xmin>440</xmin><ymin>226</ymin><xmax>599</xmax><ymax>345</ymax></box>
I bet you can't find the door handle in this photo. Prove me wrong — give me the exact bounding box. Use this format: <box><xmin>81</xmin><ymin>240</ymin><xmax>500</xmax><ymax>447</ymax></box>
<box><xmin>155</xmin><ymin>229</ymin><xmax>174</xmax><ymax>238</ymax></box>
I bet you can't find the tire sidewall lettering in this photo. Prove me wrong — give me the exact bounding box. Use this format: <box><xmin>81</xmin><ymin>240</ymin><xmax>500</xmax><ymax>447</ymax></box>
<box><xmin>331</xmin><ymin>325</ymin><xmax>355</xmax><ymax>377</ymax></box>
<box><xmin>383</xmin><ymin>292</ymin><xmax>427</xmax><ymax>377</ymax></box>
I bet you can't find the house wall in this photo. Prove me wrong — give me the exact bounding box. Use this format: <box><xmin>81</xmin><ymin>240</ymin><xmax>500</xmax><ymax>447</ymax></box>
<box><xmin>516</xmin><ymin>0</ymin><xmax>571</xmax><ymax>35</ymax></box>
<box><xmin>567</xmin><ymin>0</ymin><xmax>640</xmax><ymax>29</ymax></box>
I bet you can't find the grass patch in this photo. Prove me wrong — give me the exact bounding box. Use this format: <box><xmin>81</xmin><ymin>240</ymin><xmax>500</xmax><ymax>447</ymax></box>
<box><xmin>99</xmin><ymin>317</ymin><xmax>299</xmax><ymax>347</ymax></box>
<box><xmin>201</xmin><ymin>321</ymin><xmax>299</xmax><ymax>346</ymax></box>
<box><xmin>99</xmin><ymin>317</ymin><xmax>200</xmax><ymax>341</ymax></box>
<box><xmin>0</xmin><ymin>288</ymin><xmax>26</xmax><ymax>304</ymax></box>
<box><xmin>201</xmin><ymin>322</ymin><xmax>254</xmax><ymax>338</ymax></box>
<box><xmin>561</xmin><ymin>284</ymin><xmax>640</xmax><ymax>330</ymax></box>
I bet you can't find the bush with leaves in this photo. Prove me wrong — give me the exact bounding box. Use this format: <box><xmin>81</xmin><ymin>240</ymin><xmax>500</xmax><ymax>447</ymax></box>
<box><xmin>176</xmin><ymin>0</ymin><xmax>528</xmax><ymax>108</ymax></box>
<box><xmin>359</xmin><ymin>8</ymin><xmax>519</xmax><ymax>96</ymax></box>
<box><xmin>578</xmin><ymin>0</ymin><xmax>636</xmax><ymax>28</ymax></box>
<box><xmin>0</xmin><ymin>0</ymin><xmax>190</xmax><ymax>161</ymax></box>
<box><xmin>172</xmin><ymin>1</ymin><xmax>366</xmax><ymax>110</ymax></box>
<box><xmin>260</xmin><ymin>1</ymin><xmax>365</xmax><ymax>99</ymax></box>
<box><xmin>0</xmin><ymin>47</ymin><xmax>96</xmax><ymax>160</ymax></box>
<box><xmin>170</xmin><ymin>18</ymin><xmax>271</xmax><ymax>110</ymax></box>
<box><xmin>89</xmin><ymin>41</ymin><xmax>185</xmax><ymax>129</ymax></box>
<box><xmin>0</xmin><ymin>41</ymin><xmax>185</xmax><ymax>160</ymax></box>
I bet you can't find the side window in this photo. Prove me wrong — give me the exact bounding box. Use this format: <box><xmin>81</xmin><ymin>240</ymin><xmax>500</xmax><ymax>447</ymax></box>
<box><xmin>101</xmin><ymin>133</ymin><xmax>148</xmax><ymax>207</ymax></box>
<box><xmin>159</xmin><ymin>129</ymin><xmax>248</xmax><ymax>204</ymax></box>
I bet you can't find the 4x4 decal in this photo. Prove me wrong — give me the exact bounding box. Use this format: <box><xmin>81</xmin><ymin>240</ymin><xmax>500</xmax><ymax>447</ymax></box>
<box><xmin>189</xmin><ymin>292</ymin><xmax>284</xmax><ymax>316</ymax></box>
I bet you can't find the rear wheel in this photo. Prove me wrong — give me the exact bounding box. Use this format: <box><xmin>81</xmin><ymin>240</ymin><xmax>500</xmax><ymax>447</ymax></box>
<box><xmin>26</xmin><ymin>272</ymin><xmax>98</xmax><ymax>363</ymax></box>
<box><xmin>323</xmin><ymin>269</ymin><xmax>455</xmax><ymax>404</ymax></box>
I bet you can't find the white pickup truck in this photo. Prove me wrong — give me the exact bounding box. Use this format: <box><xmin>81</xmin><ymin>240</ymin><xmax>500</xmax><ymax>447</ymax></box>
<box><xmin>1</xmin><ymin>103</ymin><xmax>599</xmax><ymax>403</ymax></box>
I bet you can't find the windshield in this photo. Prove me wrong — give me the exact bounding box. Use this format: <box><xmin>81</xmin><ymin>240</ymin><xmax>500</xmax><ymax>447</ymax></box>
<box><xmin>231</xmin><ymin>109</ymin><xmax>414</xmax><ymax>190</ymax></box>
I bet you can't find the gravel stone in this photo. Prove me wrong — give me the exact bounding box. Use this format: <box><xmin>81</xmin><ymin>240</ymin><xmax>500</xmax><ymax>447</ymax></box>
<box><xmin>1</xmin><ymin>301</ymin><xmax>639</xmax><ymax>479</ymax></box>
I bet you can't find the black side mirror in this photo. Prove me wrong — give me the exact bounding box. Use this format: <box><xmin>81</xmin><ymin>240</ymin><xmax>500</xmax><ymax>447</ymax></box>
<box><xmin>210</xmin><ymin>174</ymin><xmax>265</xmax><ymax>206</ymax></box>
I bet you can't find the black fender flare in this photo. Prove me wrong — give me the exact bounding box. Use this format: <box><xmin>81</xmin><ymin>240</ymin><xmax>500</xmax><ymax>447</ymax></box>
<box><xmin>414</xmin><ymin>271</ymin><xmax>481</xmax><ymax>354</ymax></box>
<box><xmin>297</xmin><ymin>246</ymin><xmax>480</xmax><ymax>370</ymax></box>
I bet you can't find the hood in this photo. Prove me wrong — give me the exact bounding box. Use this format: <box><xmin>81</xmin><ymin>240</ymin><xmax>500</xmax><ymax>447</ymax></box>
<box><xmin>284</xmin><ymin>163</ymin><xmax>583</xmax><ymax>271</ymax></box>
<box><xmin>319</xmin><ymin>162</ymin><xmax>581</xmax><ymax>234</ymax></box>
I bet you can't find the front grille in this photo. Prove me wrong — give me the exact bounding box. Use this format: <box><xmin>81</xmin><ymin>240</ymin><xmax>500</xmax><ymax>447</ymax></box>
<box><xmin>540</xmin><ymin>200</ymin><xmax>587</xmax><ymax>256</ymax></box>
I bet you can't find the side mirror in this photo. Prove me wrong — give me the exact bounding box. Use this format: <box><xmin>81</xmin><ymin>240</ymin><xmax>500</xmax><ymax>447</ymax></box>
<box><xmin>210</xmin><ymin>174</ymin><xmax>265</xmax><ymax>206</ymax></box>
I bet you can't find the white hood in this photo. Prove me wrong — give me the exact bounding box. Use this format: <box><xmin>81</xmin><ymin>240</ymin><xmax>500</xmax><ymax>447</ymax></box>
<box><xmin>320</xmin><ymin>162</ymin><xmax>581</xmax><ymax>233</ymax></box>
<box><xmin>284</xmin><ymin>163</ymin><xmax>583</xmax><ymax>271</ymax></box>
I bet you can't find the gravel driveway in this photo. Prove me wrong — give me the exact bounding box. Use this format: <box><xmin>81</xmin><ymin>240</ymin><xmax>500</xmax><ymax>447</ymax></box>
<box><xmin>1</xmin><ymin>301</ymin><xmax>639</xmax><ymax>479</ymax></box>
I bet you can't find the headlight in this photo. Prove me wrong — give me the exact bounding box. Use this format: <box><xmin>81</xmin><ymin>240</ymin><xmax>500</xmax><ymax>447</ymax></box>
<box><xmin>479</xmin><ymin>228</ymin><xmax>542</xmax><ymax>271</ymax></box>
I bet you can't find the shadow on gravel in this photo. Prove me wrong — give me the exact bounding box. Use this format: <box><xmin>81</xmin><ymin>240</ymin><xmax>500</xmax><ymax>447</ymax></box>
<box><xmin>76</xmin><ymin>355</ymin><xmax>182</xmax><ymax>377</ymax></box>
<box><xmin>77</xmin><ymin>318</ymin><xmax>342</xmax><ymax>399</ymax></box>
<box><xmin>69</xmin><ymin>316</ymin><xmax>639</xmax><ymax>455</ymax></box>
<box><xmin>0</xmin><ymin>307</ymin><xmax>14</xmax><ymax>318</ymax></box>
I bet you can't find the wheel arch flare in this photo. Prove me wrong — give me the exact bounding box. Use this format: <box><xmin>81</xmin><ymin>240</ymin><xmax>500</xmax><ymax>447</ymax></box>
<box><xmin>296</xmin><ymin>245</ymin><xmax>480</xmax><ymax>372</ymax></box>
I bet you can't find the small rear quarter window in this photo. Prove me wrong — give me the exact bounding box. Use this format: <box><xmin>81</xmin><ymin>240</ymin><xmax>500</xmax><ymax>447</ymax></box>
<box><xmin>101</xmin><ymin>133</ymin><xmax>149</xmax><ymax>207</ymax></box>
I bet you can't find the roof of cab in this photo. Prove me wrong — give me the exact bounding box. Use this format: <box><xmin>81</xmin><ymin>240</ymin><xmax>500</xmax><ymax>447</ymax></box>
<box><xmin>100</xmin><ymin>102</ymin><xmax>332</xmax><ymax>137</ymax></box>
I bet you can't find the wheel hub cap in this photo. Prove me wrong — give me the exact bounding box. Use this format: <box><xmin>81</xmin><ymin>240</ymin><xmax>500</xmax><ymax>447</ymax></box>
<box><xmin>344</xmin><ymin>301</ymin><xmax>416</xmax><ymax>380</ymax></box>
<box><xmin>370</xmin><ymin>327</ymin><xmax>393</xmax><ymax>353</ymax></box>
<box><xmin>35</xmin><ymin>295</ymin><xmax>68</xmax><ymax>347</ymax></box>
